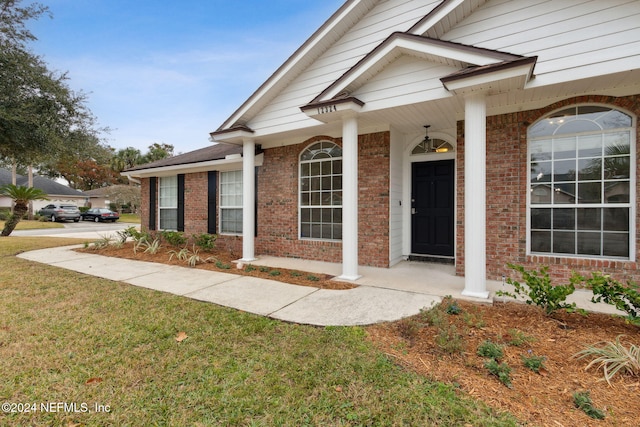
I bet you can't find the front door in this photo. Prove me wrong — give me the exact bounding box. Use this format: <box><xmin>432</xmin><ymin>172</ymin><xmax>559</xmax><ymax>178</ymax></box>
<box><xmin>411</xmin><ymin>160</ymin><xmax>454</xmax><ymax>257</ymax></box>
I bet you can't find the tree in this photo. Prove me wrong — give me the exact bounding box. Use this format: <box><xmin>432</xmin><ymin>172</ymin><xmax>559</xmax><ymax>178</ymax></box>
<box><xmin>143</xmin><ymin>143</ymin><xmax>174</xmax><ymax>163</ymax></box>
<box><xmin>0</xmin><ymin>0</ymin><xmax>102</xmax><ymax>168</ymax></box>
<box><xmin>38</xmin><ymin>131</ymin><xmax>116</xmax><ymax>189</ymax></box>
<box><xmin>0</xmin><ymin>184</ymin><xmax>47</xmax><ymax>236</ymax></box>
<box><xmin>111</xmin><ymin>147</ymin><xmax>143</xmax><ymax>173</ymax></box>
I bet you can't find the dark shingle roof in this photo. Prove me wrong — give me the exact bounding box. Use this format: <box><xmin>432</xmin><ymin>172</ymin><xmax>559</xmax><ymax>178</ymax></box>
<box><xmin>125</xmin><ymin>143</ymin><xmax>243</xmax><ymax>172</ymax></box>
<box><xmin>0</xmin><ymin>168</ymin><xmax>87</xmax><ymax>196</ymax></box>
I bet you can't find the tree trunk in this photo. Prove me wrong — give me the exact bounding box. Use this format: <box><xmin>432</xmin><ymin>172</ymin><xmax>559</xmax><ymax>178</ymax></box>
<box><xmin>28</xmin><ymin>165</ymin><xmax>34</xmax><ymax>220</ymax></box>
<box><xmin>1</xmin><ymin>203</ymin><xmax>27</xmax><ymax>237</ymax></box>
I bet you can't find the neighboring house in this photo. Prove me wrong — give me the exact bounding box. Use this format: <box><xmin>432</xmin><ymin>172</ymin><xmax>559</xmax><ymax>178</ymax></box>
<box><xmin>0</xmin><ymin>168</ymin><xmax>88</xmax><ymax>211</ymax></box>
<box><xmin>123</xmin><ymin>0</ymin><xmax>640</xmax><ymax>298</ymax></box>
<box><xmin>83</xmin><ymin>185</ymin><xmax>141</xmax><ymax>212</ymax></box>
<box><xmin>82</xmin><ymin>187</ymin><xmax>111</xmax><ymax>209</ymax></box>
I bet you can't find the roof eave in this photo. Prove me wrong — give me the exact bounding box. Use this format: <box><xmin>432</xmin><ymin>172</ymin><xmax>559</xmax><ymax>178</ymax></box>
<box><xmin>441</xmin><ymin>56</ymin><xmax>537</xmax><ymax>95</ymax></box>
<box><xmin>121</xmin><ymin>154</ymin><xmax>264</xmax><ymax>179</ymax></box>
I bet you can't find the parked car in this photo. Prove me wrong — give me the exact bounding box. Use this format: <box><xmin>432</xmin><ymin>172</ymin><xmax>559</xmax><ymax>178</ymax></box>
<box><xmin>38</xmin><ymin>204</ymin><xmax>81</xmax><ymax>222</ymax></box>
<box><xmin>81</xmin><ymin>208</ymin><xmax>120</xmax><ymax>223</ymax></box>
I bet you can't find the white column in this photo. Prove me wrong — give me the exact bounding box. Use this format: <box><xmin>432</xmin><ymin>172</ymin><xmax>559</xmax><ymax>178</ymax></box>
<box><xmin>338</xmin><ymin>113</ymin><xmax>361</xmax><ymax>280</ymax></box>
<box><xmin>241</xmin><ymin>138</ymin><xmax>256</xmax><ymax>262</ymax></box>
<box><xmin>462</xmin><ymin>92</ymin><xmax>489</xmax><ymax>299</ymax></box>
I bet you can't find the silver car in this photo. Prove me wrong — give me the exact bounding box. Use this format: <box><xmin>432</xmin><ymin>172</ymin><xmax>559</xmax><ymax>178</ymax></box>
<box><xmin>38</xmin><ymin>204</ymin><xmax>81</xmax><ymax>222</ymax></box>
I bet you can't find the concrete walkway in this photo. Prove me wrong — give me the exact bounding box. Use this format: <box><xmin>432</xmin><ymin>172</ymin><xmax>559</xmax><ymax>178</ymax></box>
<box><xmin>18</xmin><ymin>245</ymin><xmax>441</xmax><ymax>326</ymax></box>
<box><xmin>17</xmin><ymin>229</ymin><xmax>624</xmax><ymax>325</ymax></box>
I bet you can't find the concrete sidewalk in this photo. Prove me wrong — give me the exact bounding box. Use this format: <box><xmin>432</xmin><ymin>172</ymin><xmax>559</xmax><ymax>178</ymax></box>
<box><xmin>17</xmin><ymin>245</ymin><xmax>440</xmax><ymax>326</ymax></box>
<box><xmin>18</xmin><ymin>243</ymin><xmax>624</xmax><ymax>326</ymax></box>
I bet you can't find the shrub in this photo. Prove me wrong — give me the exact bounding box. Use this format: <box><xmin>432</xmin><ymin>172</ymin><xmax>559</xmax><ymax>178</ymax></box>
<box><xmin>522</xmin><ymin>351</ymin><xmax>546</xmax><ymax>373</ymax></box>
<box><xmin>574</xmin><ymin>335</ymin><xmax>640</xmax><ymax>384</ymax></box>
<box><xmin>193</xmin><ymin>233</ymin><xmax>217</xmax><ymax>251</ymax></box>
<box><xmin>497</xmin><ymin>264</ymin><xmax>580</xmax><ymax>315</ymax></box>
<box><xmin>445</xmin><ymin>299</ymin><xmax>462</xmax><ymax>315</ymax></box>
<box><xmin>477</xmin><ymin>340</ymin><xmax>504</xmax><ymax>360</ymax></box>
<box><xmin>508</xmin><ymin>328</ymin><xmax>535</xmax><ymax>347</ymax></box>
<box><xmin>484</xmin><ymin>359</ymin><xmax>512</xmax><ymax>388</ymax></box>
<box><xmin>418</xmin><ymin>301</ymin><xmax>446</xmax><ymax>328</ymax></box>
<box><xmin>573</xmin><ymin>391</ymin><xmax>605</xmax><ymax>420</ymax></box>
<box><xmin>215</xmin><ymin>260</ymin><xmax>231</xmax><ymax>269</ymax></box>
<box><xmin>582</xmin><ymin>272</ymin><xmax>640</xmax><ymax>325</ymax></box>
<box><xmin>397</xmin><ymin>318</ymin><xmax>422</xmax><ymax>342</ymax></box>
<box><xmin>122</xmin><ymin>226</ymin><xmax>149</xmax><ymax>243</ymax></box>
<box><xmin>160</xmin><ymin>230</ymin><xmax>187</xmax><ymax>247</ymax></box>
<box><xmin>435</xmin><ymin>324</ymin><xmax>465</xmax><ymax>355</ymax></box>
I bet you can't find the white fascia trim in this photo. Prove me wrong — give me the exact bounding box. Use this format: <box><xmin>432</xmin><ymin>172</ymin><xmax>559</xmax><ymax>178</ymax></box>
<box><xmin>321</xmin><ymin>36</ymin><xmax>503</xmax><ymax>101</ymax></box>
<box><xmin>443</xmin><ymin>63</ymin><xmax>534</xmax><ymax>94</ymax></box>
<box><xmin>210</xmin><ymin>128</ymin><xmax>255</xmax><ymax>145</ymax></box>
<box><xmin>409</xmin><ymin>0</ymin><xmax>465</xmax><ymax>35</ymax></box>
<box><xmin>121</xmin><ymin>154</ymin><xmax>264</xmax><ymax>179</ymax></box>
<box><xmin>220</xmin><ymin>1</ymin><xmax>368</xmax><ymax>130</ymax></box>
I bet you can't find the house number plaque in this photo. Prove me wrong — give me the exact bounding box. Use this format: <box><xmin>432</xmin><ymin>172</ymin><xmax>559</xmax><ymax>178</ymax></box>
<box><xmin>317</xmin><ymin>104</ymin><xmax>337</xmax><ymax>114</ymax></box>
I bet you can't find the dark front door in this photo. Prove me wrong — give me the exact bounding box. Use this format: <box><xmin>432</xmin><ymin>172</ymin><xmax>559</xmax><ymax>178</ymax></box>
<box><xmin>411</xmin><ymin>160</ymin><xmax>454</xmax><ymax>257</ymax></box>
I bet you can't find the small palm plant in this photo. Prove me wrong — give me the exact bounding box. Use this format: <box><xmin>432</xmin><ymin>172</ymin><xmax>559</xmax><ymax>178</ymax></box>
<box><xmin>0</xmin><ymin>184</ymin><xmax>48</xmax><ymax>236</ymax></box>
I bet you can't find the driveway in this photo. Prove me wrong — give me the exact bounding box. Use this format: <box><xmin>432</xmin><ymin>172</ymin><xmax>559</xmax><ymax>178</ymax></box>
<box><xmin>12</xmin><ymin>221</ymin><xmax>138</xmax><ymax>240</ymax></box>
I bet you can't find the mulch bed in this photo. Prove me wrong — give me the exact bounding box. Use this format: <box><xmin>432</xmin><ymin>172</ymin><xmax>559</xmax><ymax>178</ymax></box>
<box><xmin>77</xmin><ymin>242</ymin><xmax>355</xmax><ymax>290</ymax></box>
<box><xmin>367</xmin><ymin>299</ymin><xmax>639</xmax><ymax>427</ymax></box>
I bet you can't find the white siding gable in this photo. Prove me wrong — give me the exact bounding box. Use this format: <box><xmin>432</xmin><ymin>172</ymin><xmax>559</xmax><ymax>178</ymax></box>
<box><xmin>351</xmin><ymin>54</ymin><xmax>456</xmax><ymax>111</ymax></box>
<box><xmin>247</xmin><ymin>0</ymin><xmax>441</xmax><ymax>137</ymax></box>
<box><xmin>442</xmin><ymin>0</ymin><xmax>640</xmax><ymax>86</ymax></box>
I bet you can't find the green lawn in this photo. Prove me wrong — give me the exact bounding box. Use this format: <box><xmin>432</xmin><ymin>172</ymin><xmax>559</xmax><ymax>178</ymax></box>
<box><xmin>14</xmin><ymin>220</ymin><xmax>64</xmax><ymax>230</ymax></box>
<box><xmin>0</xmin><ymin>237</ymin><xmax>518</xmax><ymax>426</ymax></box>
<box><xmin>118</xmin><ymin>213</ymin><xmax>140</xmax><ymax>223</ymax></box>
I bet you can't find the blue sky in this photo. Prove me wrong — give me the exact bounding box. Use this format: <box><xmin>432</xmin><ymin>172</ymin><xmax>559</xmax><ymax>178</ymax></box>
<box><xmin>30</xmin><ymin>1</ymin><xmax>344</xmax><ymax>155</ymax></box>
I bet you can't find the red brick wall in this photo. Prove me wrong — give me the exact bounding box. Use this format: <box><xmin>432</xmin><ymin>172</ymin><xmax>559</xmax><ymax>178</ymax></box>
<box><xmin>140</xmin><ymin>177</ymin><xmax>153</xmax><ymax>230</ymax></box>
<box><xmin>138</xmin><ymin>131</ymin><xmax>391</xmax><ymax>267</ymax></box>
<box><xmin>457</xmin><ymin>94</ymin><xmax>640</xmax><ymax>284</ymax></box>
<box><xmin>254</xmin><ymin>132</ymin><xmax>391</xmax><ymax>267</ymax></box>
<box><xmin>184</xmin><ymin>172</ymin><xmax>208</xmax><ymax>234</ymax></box>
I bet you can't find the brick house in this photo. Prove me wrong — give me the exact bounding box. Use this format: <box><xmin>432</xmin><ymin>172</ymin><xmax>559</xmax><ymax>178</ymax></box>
<box><xmin>124</xmin><ymin>0</ymin><xmax>640</xmax><ymax>298</ymax></box>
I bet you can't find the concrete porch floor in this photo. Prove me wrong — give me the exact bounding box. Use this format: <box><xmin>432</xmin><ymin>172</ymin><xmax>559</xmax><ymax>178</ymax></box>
<box><xmin>245</xmin><ymin>255</ymin><xmax>625</xmax><ymax>316</ymax></box>
<box><xmin>248</xmin><ymin>256</ymin><xmax>504</xmax><ymax>300</ymax></box>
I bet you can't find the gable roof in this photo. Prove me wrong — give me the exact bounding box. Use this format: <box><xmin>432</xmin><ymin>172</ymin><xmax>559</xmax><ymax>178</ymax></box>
<box><xmin>215</xmin><ymin>0</ymin><xmax>379</xmax><ymax>132</ymax></box>
<box><xmin>0</xmin><ymin>168</ymin><xmax>87</xmax><ymax>197</ymax></box>
<box><xmin>303</xmin><ymin>32</ymin><xmax>531</xmax><ymax>107</ymax></box>
<box><xmin>212</xmin><ymin>0</ymin><xmax>490</xmax><ymax>136</ymax></box>
<box><xmin>210</xmin><ymin>0</ymin><xmax>640</xmax><ymax>147</ymax></box>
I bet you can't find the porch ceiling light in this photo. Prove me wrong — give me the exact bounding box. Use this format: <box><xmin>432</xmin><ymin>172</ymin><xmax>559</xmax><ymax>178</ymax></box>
<box><xmin>422</xmin><ymin>125</ymin><xmax>432</xmax><ymax>150</ymax></box>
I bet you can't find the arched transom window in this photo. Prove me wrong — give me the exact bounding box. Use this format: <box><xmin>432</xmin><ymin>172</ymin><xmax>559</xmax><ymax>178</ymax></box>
<box><xmin>299</xmin><ymin>141</ymin><xmax>342</xmax><ymax>240</ymax></box>
<box><xmin>528</xmin><ymin>105</ymin><xmax>634</xmax><ymax>258</ymax></box>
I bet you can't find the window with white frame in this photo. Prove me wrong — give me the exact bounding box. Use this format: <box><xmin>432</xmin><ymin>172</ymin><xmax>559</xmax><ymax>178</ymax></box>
<box><xmin>528</xmin><ymin>105</ymin><xmax>633</xmax><ymax>258</ymax></box>
<box><xmin>300</xmin><ymin>141</ymin><xmax>342</xmax><ymax>240</ymax></box>
<box><xmin>220</xmin><ymin>170</ymin><xmax>243</xmax><ymax>234</ymax></box>
<box><xmin>159</xmin><ymin>176</ymin><xmax>178</xmax><ymax>230</ymax></box>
